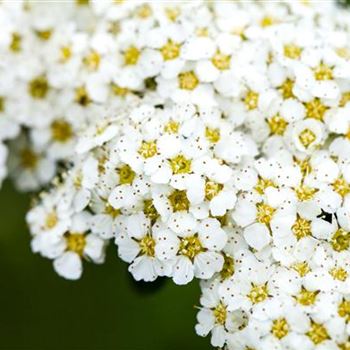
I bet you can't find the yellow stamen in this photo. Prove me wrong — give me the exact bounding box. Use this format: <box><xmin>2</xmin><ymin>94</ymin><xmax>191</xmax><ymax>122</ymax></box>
<box><xmin>292</xmin><ymin>216</ymin><xmax>312</xmax><ymax>240</ymax></box>
<box><xmin>298</xmin><ymin>129</ymin><xmax>316</xmax><ymax>148</ymax></box>
<box><xmin>205</xmin><ymin>127</ymin><xmax>220</xmax><ymax>143</ymax></box>
<box><xmin>178</xmin><ymin>235</ymin><xmax>203</xmax><ymax>260</ymax></box>
<box><xmin>118</xmin><ymin>164</ymin><xmax>135</xmax><ymax>185</ymax></box>
<box><xmin>139</xmin><ymin>235</ymin><xmax>155</xmax><ymax>257</ymax></box>
<box><xmin>247</xmin><ymin>283</ymin><xmax>269</xmax><ymax>304</ymax></box>
<box><xmin>244</xmin><ymin>90</ymin><xmax>259</xmax><ymax>110</ymax></box>
<box><xmin>256</xmin><ymin>202</ymin><xmax>275</xmax><ymax>225</ymax></box>
<box><xmin>160</xmin><ymin>40</ymin><xmax>180</xmax><ymax>61</ymax></box>
<box><xmin>28</xmin><ymin>76</ymin><xmax>49</xmax><ymax>99</ymax></box>
<box><xmin>66</xmin><ymin>233</ymin><xmax>86</xmax><ymax>256</ymax></box>
<box><xmin>284</xmin><ymin>44</ymin><xmax>302</xmax><ymax>59</ymax></box>
<box><xmin>168</xmin><ymin>190</ymin><xmax>190</xmax><ymax>212</ymax></box>
<box><xmin>138</xmin><ymin>141</ymin><xmax>157</xmax><ymax>158</ymax></box>
<box><xmin>306</xmin><ymin>321</ymin><xmax>330</xmax><ymax>345</ymax></box>
<box><xmin>305</xmin><ymin>98</ymin><xmax>328</xmax><ymax>121</ymax></box>
<box><xmin>267</xmin><ymin>115</ymin><xmax>288</xmax><ymax>135</ymax></box>
<box><xmin>271</xmin><ymin>318</ymin><xmax>289</xmax><ymax>339</ymax></box>
<box><xmin>124</xmin><ymin>46</ymin><xmax>140</xmax><ymax>66</ymax></box>
<box><xmin>178</xmin><ymin>71</ymin><xmax>199</xmax><ymax>90</ymax></box>
<box><xmin>212</xmin><ymin>51</ymin><xmax>231</xmax><ymax>70</ymax></box>
<box><xmin>51</xmin><ymin>120</ymin><xmax>73</xmax><ymax>143</ymax></box>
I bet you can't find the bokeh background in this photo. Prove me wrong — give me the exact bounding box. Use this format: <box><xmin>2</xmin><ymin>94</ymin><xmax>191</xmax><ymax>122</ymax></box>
<box><xmin>0</xmin><ymin>182</ymin><xmax>210</xmax><ymax>349</ymax></box>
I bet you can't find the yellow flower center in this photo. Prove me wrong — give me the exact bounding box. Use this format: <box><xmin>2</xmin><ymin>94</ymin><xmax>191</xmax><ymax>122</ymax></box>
<box><xmin>178</xmin><ymin>235</ymin><xmax>204</xmax><ymax>260</ymax></box>
<box><xmin>267</xmin><ymin>115</ymin><xmax>288</xmax><ymax>135</ymax></box>
<box><xmin>340</xmin><ymin>92</ymin><xmax>350</xmax><ymax>107</ymax></box>
<box><xmin>10</xmin><ymin>33</ymin><xmax>21</xmax><ymax>52</ymax></box>
<box><xmin>205</xmin><ymin>127</ymin><xmax>220</xmax><ymax>143</ymax></box>
<box><xmin>139</xmin><ymin>235</ymin><xmax>155</xmax><ymax>257</ymax></box>
<box><xmin>35</xmin><ymin>29</ymin><xmax>52</xmax><ymax>41</ymax></box>
<box><xmin>338</xmin><ymin>341</ymin><xmax>350</xmax><ymax>350</ymax></box>
<box><xmin>20</xmin><ymin>149</ymin><xmax>38</xmax><ymax>169</ymax></box>
<box><xmin>332</xmin><ymin>229</ymin><xmax>350</xmax><ymax>252</ymax></box>
<box><xmin>143</xmin><ymin>199</ymin><xmax>159</xmax><ymax>224</ymax></box>
<box><xmin>284</xmin><ymin>44</ymin><xmax>302</xmax><ymax>59</ymax></box>
<box><xmin>124</xmin><ymin>46</ymin><xmax>140</xmax><ymax>66</ymax></box>
<box><xmin>104</xmin><ymin>203</ymin><xmax>121</xmax><ymax>219</ymax></box>
<box><xmin>279</xmin><ymin>79</ymin><xmax>295</xmax><ymax>99</ymax></box>
<box><xmin>205</xmin><ymin>180</ymin><xmax>223</xmax><ymax>201</ymax></box>
<box><xmin>165</xmin><ymin>7</ymin><xmax>180</xmax><ymax>21</ymax></box>
<box><xmin>244</xmin><ymin>90</ymin><xmax>259</xmax><ymax>110</ymax></box>
<box><xmin>255</xmin><ymin>177</ymin><xmax>275</xmax><ymax>195</ymax></box>
<box><xmin>212</xmin><ymin>51</ymin><xmax>231</xmax><ymax>70</ymax></box>
<box><xmin>292</xmin><ymin>216</ymin><xmax>312</xmax><ymax>240</ymax></box>
<box><xmin>296</xmin><ymin>287</ymin><xmax>318</xmax><ymax>305</ymax></box>
<box><xmin>138</xmin><ymin>140</ymin><xmax>158</xmax><ymax>158</ymax></box>
<box><xmin>196</xmin><ymin>27</ymin><xmax>209</xmax><ymax>37</ymax></box>
<box><xmin>75</xmin><ymin>86</ymin><xmax>91</xmax><ymax>106</ymax></box>
<box><xmin>271</xmin><ymin>318</ymin><xmax>289</xmax><ymax>339</ymax></box>
<box><xmin>314</xmin><ymin>63</ymin><xmax>333</xmax><ymax>81</ymax></box>
<box><xmin>160</xmin><ymin>40</ymin><xmax>181</xmax><ymax>61</ymax></box>
<box><xmin>213</xmin><ymin>303</ymin><xmax>227</xmax><ymax>326</ymax></box>
<box><xmin>332</xmin><ymin>177</ymin><xmax>350</xmax><ymax>198</ymax></box>
<box><xmin>83</xmin><ymin>50</ymin><xmax>101</xmax><ymax>70</ymax></box>
<box><xmin>260</xmin><ymin>16</ymin><xmax>276</xmax><ymax>27</ymax></box>
<box><xmin>60</xmin><ymin>46</ymin><xmax>72</xmax><ymax>62</ymax></box>
<box><xmin>169</xmin><ymin>154</ymin><xmax>191</xmax><ymax>174</ymax></box>
<box><xmin>247</xmin><ymin>283</ymin><xmax>269</xmax><ymax>304</ymax></box>
<box><xmin>305</xmin><ymin>98</ymin><xmax>328</xmax><ymax>121</ymax></box>
<box><xmin>168</xmin><ymin>190</ymin><xmax>190</xmax><ymax>212</ymax></box>
<box><xmin>136</xmin><ymin>4</ymin><xmax>152</xmax><ymax>18</ymax></box>
<box><xmin>66</xmin><ymin>233</ymin><xmax>86</xmax><ymax>256</ymax></box>
<box><xmin>338</xmin><ymin>300</ymin><xmax>350</xmax><ymax>323</ymax></box>
<box><xmin>164</xmin><ymin>120</ymin><xmax>179</xmax><ymax>134</ymax></box>
<box><xmin>330</xmin><ymin>267</ymin><xmax>348</xmax><ymax>282</ymax></box>
<box><xmin>28</xmin><ymin>76</ymin><xmax>49</xmax><ymax>99</ymax></box>
<box><xmin>336</xmin><ymin>47</ymin><xmax>350</xmax><ymax>59</ymax></box>
<box><xmin>295</xmin><ymin>158</ymin><xmax>312</xmax><ymax>177</ymax></box>
<box><xmin>51</xmin><ymin>120</ymin><xmax>73</xmax><ymax>143</ymax></box>
<box><xmin>256</xmin><ymin>202</ymin><xmax>275</xmax><ymax>225</ymax></box>
<box><xmin>294</xmin><ymin>185</ymin><xmax>317</xmax><ymax>201</ymax></box>
<box><xmin>111</xmin><ymin>84</ymin><xmax>129</xmax><ymax>97</ymax></box>
<box><xmin>292</xmin><ymin>262</ymin><xmax>310</xmax><ymax>277</ymax></box>
<box><xmin>108</xmin><ymin>21</ymin><xmax>121</xmax><ymax>35</ymax></box>
<box><xmin>298</xmin><ymin>129</ymin><xmax>317</xmax><ymax>148</ymax></box>
<box><xmin>45</xmin><ymin>212</ymin><xmax>58</xmax><ymax>230</ymax></box>
<box><xmin>118</xmin><ymin>164</ymin><xmax>135</xmax><ymax>185</ymax></box>
<box><xmin>306</xmin><ymin>322</ymin><xmax>330</xmax><ymax>345</ymax></box>
<box><xmin>178</xmin><ymin>71</ymin><xmax>199</xmax><ymax>90</ymax></box>
<box><xmin>220</xmin><ymin>254</ymin><xmax>235</xmax><ymax>279</ymax></box>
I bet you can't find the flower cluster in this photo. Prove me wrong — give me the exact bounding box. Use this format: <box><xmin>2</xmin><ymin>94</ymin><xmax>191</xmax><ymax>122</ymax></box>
<box><xmin>27</xmin><ymin>102</ymin><xmax>257</xmax><ymax>282</ymax></box>
<box><xmin>196</xmin><ymin>147</ymin><xmax>350</xmax><ymax>349</ymax></box>
<box><xmin>0</xmin><ymin>0</ymin><xmax>350</xmax><ymax>349</ymax></box>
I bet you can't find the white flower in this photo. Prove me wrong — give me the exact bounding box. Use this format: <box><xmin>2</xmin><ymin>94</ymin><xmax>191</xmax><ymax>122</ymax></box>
<box><xmin>8</xmin><ymin>134</ymin><xmax>56</xmax><ymax>191</ymax></box>
<box><xmin>155</xmin><ymin>218</ymin><xmax>227</xmax><ymax>285</ymax></box>
<box><xmin>196</xmin><ymin>278</ymin><xmax>248</xmax><ymax>348</ymax></box>
<box><xmin>115</xmin><ymin>212</ymin><xmax>167</xmax><ymax>282</ymax></box>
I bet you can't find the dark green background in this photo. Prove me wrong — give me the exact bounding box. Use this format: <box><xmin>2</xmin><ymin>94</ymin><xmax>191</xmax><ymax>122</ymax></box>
<box><xmin>0</xmin><ymin>182</ymin><xmax>211</xmax><ymax>350</ymax></box>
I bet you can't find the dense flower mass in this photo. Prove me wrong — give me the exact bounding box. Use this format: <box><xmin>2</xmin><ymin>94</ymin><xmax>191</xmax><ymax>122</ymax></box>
<box><xmin>1</xmin><ymin>0</ymin><xmax>350</xmax><ymax>349</ymax></box>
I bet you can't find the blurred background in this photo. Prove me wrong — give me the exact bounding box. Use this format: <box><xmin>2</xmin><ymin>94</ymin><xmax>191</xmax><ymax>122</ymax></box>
<box><xmin>0</xmin><ymin>182</ymin><xmax>210</xmax><ymax>350</ymax></box>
